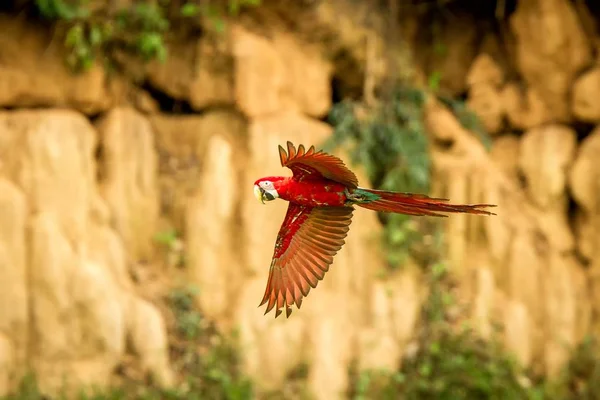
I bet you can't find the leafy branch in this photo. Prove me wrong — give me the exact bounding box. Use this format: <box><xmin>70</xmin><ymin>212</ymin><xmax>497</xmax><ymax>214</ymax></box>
<box><xmin>33</xmin><ymin>0</ymin><xmax>261</xmax><ymax>71</ymax></box>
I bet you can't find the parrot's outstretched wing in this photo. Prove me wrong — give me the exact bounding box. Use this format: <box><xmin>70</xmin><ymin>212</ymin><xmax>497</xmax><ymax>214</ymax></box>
<box><xmin>279</xmin><ymin>141</ymin><xmax>359</xmax><ymax>188</ymax></box>
<box><xmin>259</xmin><ymin>203</ymin><xmax>353</xmax><ymax>318</ymax></box>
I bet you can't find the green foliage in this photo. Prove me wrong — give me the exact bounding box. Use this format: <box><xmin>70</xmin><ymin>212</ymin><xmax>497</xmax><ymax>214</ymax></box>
<box><xmin>155</xmin><ymin>229</ymin><xmax>186</xmax><ymax>268</ymax></box>
<box><xmin>154</xmin><ymin>229</ymin><xmax>180</xmax><ymax>247</ymax></box>
<box><xmin>427</xmin><ymin>71</ymin><xmax>442</xmax><ymax>92</ymax></box>
<box><xmin>327</xmin><ymin>88</ymin><xmax>430</xmax><ymax>193</ymax></box>
<box><xmin>543</xmin><ymin>336</ymin><xmax>600</xmax><ymax>400</ymax></box>
<box><xmin>35</xmin><ymin>0</ymin><xmax>90</xmax><ymax>20</ymax></box>
<box><xmin>349</xmin><ymin>261</ymin><xmax>600</xmax><ymax>400</ymax></box>
<box><xmin>349</xmin><ymin>263</ymin><xmax>535</xmax><ymax>400</ymax></box>
<box><xmin>352</xmin><ymin>331</ymin><xmax>600</xmax><ymax>400</ymax></box>
<box><xmin>326</xmin><ymin>86</ymin><xmax>437</xmax><ymax>267</ymax></box>
<box><xmin>168</xmin><ymin>285</ymin><xmax>203</xmax><ymax>340</ymax></box>
<box><xmin>326</xmin><ymin>83</ymin><xmax>493</xmax><ymax>267</ymax></box>
<box><xmin>1</xmin><ymin>374</ymin><xmax>43</xmax><ymax>400</ymax></box>
<box><xmin>400</xmin><ymin>324</ymin><xmax>528</xmax><ymax>395</ymax></box>
<box><xmin>164</xmin><ymin>284</ymin><xmax>254</xmax><ymax>400</ymax></box>
<box><xmin>228</xmin><ymin>0</ymin><xmax>262</xmax><ymax>15</ymax></box>
<box><xmin>33</xmin><ymin>0</ymin><xmax>262</xmax><ymax>71</ymax></box>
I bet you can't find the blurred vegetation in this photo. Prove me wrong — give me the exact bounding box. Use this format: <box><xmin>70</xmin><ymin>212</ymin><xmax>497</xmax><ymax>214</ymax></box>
<box><xmin>348</xmin><ymin>263</ymin><xmax>538</xmax><ymax>400</ymax></box>
<box><xmin>326</xmin><ymin>86</ymin><xmax>438</xmax><ymax>267</ymax></box>
<box><xmin>326</xmin><ymin>83</ymin><xmax>491</xmax><ymax>268</ymax></box>
<box><xmin>325</xmin><ymin>71</ymin><xmax>600</xmax><ymax>398</ymax></box>
<box><xmin>31</xmin><ymin>0</ymin><xmax>260</xmax><ymax>71</ymax></box>
<box><xmin>542</xmin><ymin>335</ymin><xmax>600</xmax><ymax>400</ymax></box>
<box><xmin>347</xmin><ymin>260</ymin><xmax>600</xmax><ymax>400</ymax></box>
<box><xmin>3</xmin><ymin>285</ymin><xmax>254</xmax><ymax>400</ymax></box>
<box><xmin>326</xmin><ymin>74</ymin><xmax>599</xmax><ymax>399</ymax></box>
<box><xmin>163</xmin><ymin>285</ymin><xmax>253</xmax><ymax>399</ymax></box>
<box><xmin>154</xmin><ymin>228</ymin><xmax>186</xmax><ymax>269</ymax></box>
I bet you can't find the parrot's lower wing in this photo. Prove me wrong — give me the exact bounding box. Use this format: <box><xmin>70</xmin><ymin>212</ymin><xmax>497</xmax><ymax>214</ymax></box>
<box><xmin>259</xmin><ymin>203</ymin><xmax>354</xmax><ymax>318</ymax></box>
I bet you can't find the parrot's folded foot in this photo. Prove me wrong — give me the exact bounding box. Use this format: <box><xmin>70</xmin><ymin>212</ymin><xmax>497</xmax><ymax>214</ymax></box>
<box><xmin>344</xmin><ymin>188</ymin><xmax>363</xmax><ymax>203</ymax></box>
<box><xmin>344</xmin><ymin>188</ymin><xmax>379</xmax><ymax>205</ymax></box>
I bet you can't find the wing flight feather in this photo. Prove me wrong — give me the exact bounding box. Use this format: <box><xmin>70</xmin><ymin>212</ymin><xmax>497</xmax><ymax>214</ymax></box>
<box><xmin>259</xmin><ymin>203</ymin><xmax>354</xmax><ymax>318</ymax></box>
<box><xmin>278</xmin><ymin>141</ymin><xmax>359</xmax><ymax>188</ymax></box>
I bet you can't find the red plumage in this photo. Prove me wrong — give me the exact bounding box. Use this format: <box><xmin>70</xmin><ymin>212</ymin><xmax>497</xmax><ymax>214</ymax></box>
<box><xmin>254</xmin><ymin>142</ymin><xmax>496</xmax><ymax>318</ymax></box>
<box><xmin>357</xmin><ymin>188</ymin><xmax>495</xmax><ymax>217</ymax></box>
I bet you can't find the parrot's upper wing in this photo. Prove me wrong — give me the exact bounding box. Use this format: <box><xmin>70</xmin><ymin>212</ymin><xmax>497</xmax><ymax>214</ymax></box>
<box><xmin>279</xmin><ymin>141</ymin><xmax>359</xmax><ymax>188</ymax></box>
<box><xmin>260</xmin><ymin>203</ymin><xmax>354</xmax><ymax>318</ymax></box>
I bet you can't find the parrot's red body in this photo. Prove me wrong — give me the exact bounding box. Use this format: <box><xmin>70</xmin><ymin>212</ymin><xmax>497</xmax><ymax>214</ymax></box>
<box><xmin>254</xmin><ymin>142</ymin><xmax>496</xmax><ymax>318</ymax></box>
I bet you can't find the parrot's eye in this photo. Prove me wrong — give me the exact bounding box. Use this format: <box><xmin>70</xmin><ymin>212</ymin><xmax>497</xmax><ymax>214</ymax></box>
<box><xmin>261</xmin><ymin>181</ymin><xmax>272</xmax><ymax>189</ymax></box>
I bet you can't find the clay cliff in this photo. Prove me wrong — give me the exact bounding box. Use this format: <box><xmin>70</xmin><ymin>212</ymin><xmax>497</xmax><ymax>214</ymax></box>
<box><xmin>1</xmin><ymin>0</ymin><xmax>600</xmax><ymax>398</ymax></box>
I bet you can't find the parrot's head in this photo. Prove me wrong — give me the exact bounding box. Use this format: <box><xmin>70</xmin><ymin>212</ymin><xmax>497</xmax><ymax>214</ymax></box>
<box><xmin>253</xmin><ymin>177</ymin><xmax>283</xmax><ymax>204</ymax></box>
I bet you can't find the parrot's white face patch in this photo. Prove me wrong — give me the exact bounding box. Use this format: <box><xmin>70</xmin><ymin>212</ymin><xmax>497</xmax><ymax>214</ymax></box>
<box><xmin>259</xmin><ymin>180</ymin><xmax>274</xmax><ymax>191</ymax></box>
<box><xmin>254</xmin><ymin>181</ymin><xmax>279</xmax><ymax>204</ymax></box>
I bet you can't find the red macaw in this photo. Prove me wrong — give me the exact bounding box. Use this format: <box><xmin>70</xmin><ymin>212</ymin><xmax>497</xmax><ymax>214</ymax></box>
<box><xmin>253</xmin><ymin>142</ymin><xmax>496</xmax><ymax>318</ymax></box>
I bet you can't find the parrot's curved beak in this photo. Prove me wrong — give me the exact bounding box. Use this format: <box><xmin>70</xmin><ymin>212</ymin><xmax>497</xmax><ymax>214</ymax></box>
<box><xmin>253</xmin><ymin>185</ymin><xmax>265</xmax><ymax>204</ymax></box>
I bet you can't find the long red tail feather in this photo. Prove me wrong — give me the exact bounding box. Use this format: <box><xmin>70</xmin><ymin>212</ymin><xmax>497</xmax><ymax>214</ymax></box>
<box><xmin>356</xmin><ymin>188</ymin><xmax>496</xmax><ymax>217</ymax></box>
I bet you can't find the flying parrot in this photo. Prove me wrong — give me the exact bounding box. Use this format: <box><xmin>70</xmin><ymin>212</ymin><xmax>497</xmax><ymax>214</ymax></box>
<box><xmin>253</xmin><ymin>141</ymin><xmax>496</xmax><ymax>318</ymax></box>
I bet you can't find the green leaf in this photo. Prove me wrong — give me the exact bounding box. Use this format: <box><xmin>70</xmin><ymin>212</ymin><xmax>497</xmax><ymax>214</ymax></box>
<box><xmin>35</xmin><ymin>0</ymin><xmax>88</xmax><ymax>20</ymax></box>
<box><xmin>433</xmin><ymin>41</ymin><xmax>447</xmax><ymax>57</ymax></box>
<box><xmin>428</xmin><ymin>71</ymin><xmax>442</xmax><ymax>92</ymax></box>
<box><xmin>213</xmin><ymin>17</ymin><xmax>227</xmax><ymax>33</ymax></box>
<box><xmin>389</xmin><ymin>228</ymin><xmax>407</xmax><ymax>245</ymax></box>
<box><xmin>431</xmin><ymin>262</ymin><xmax>446</xmax><ymax>278</ymax></box>
<box><xmin>89</xmin><ymin>24</ymin><xmax>103</xmax><ymax>47</ymax></box>
<box><xmin>65</xmin><ymin>23</ymin><xmax>84</xmax><ymax>47</ymax></box>
<box><xmin>419</xmin><ymin>363</ymin><xmax>432</xmax><ymax>377</ymax></box>
<box><xmin>154</xmin><ymin>229</ymin><xmax>178</xmax><ymax>245</ymax></box>
<box><xmin>136</xmin><ymin>32</ymin><xmax>166</xmax><ymax>61</ymax></box>
<box><xmin>180</xmin><ymin>3</ymin><xmax>200</xmax><ymax>17</ymax></box>
<box><xmin>228</xmin><ymin>0</ymin><xmax>240</xmax><ymax>15</ymax></box>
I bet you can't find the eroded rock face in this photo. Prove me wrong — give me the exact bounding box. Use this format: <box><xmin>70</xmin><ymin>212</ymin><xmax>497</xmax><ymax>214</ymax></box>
<box><xmin>466</xmin><ymin>54</ymin><xmax>506</xmax><ymax>134</ymax></box>
<box><xmin>146</xmin><ymin>34</ymin><xmax>235</xmax><ymax>110</ymax></box>
<box><xmin>232</xmin><ymin>26</ymin><xmax>332</xmax><ymax>118</ymax></box>
<box><xmin>186</xmin><ymin>132</ymin><xmax>244</xmax><ymax>321</ymax></box>
<box><xmin>96</xmin><ymin>108</ymin><xmax>160</xmax><ymax>262</ymax></box>
<box><xmin>519</xmin><ymin>125</ymin><xmax>576</xmax><ymax>210</ymax></box>
<box><xmin>150</xmin><ymin>111</ymin><xmax>247</xmax><ymax>232</ymax></box>
<box><xmin>510</xmin><ymin>0</ymin><xmax>593</xmax><ymax>121</ymax></box>
<box><xmin>0</xmin><ymin>179</ymin><xmax>28</xmax><ymax>386</ymax></box>
<box><xmin>0</xmin><ymin>17</ymin><xmax>110</xmax><ymax>114</ymax></box>
<box><xmin>0</xmin><ymin>110</ymin><xmax>172</xmax><ymax>397</ymax></box>
<box><xmin>425</xmin><ymin>99</ymin><xmax>590</xmax><ymax>375</ymax></box>
<box><xmin>569</xmin><ymin>128</ymin><xmax>600</xmax><ymax>261</ymax></box>
<box><xmin>490</xmin><ymin>135</ymin><xmax>520</xmax><ymax>184</ymax></box>
<box><xmin>502</xmin><ymin>83</ymin><xmax>552</xmax><ymax>129</ymax></box>
<box><xmin>519</xmin><ymin>125</ymin><xmax>576</xmax><ymax>252</ymax></box>
<box><xmin>572</xmin><ymin>68</ymin><xmax>600</xmax><ymax>122</ymax></box>
<box><xmin>145</xmin><ymin>25</ymin><xmax>332</xmax><ymax>119</ymax></box>
<box><xmin>427</xmin><ymin>13</ymin><xmax>481</xmax><ymax>96</ymax></box>
<box><xmin>569</xmin><ymin>128</ymin><xmax>600</xmax><ymax>336</ymax></box>
<box><xmin>543</xmin><ymin>255</ymin><xmax>588</xmax><ymax>377</ymax></box>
